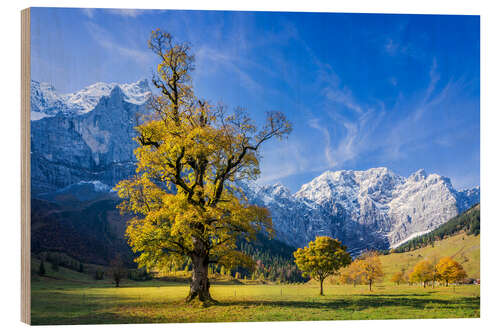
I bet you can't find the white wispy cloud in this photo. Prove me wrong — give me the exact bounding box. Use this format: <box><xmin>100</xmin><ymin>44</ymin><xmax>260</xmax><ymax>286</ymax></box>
<box><xmin>303</xmin><ymin>42</ymin><xmax>365</xmax><ymax>117</ymax></box>
<box><xmin>85</xmin><ymin>22</ymin><xmax>151</xmax><ymax>65</ymax></box>
<box><xmin>254</xmin><ymin>29</ymin><xmax>464</xmax><ymax>183</ymax></box>
<box><xmin>385</xmin><ymin>38</ymin><xmax>399</xmax><ymax>55</ymax></box>
<box><xmin>81</xmin><ymin>8</ymin><xmax>94</xmax><ymax>19</ymax></box>
<box><xmin>308</xmin><ymin>118</ymin><xmax>335</xmax><ymax>167</ymax></box>
<box><xmin>195</xmin><ymin>46</ymin><xmax>264</xmax><ymax>94</ymax></box>
<box><xmin>302</xmin><ymin>52</ymin><xmax>377</xmax><ymax>170</ymax></box>
<box><xmin>384</xmin><ymin>38</ymin><xmax>413</xmax><ymax>57</ymax></box>
<box><xmin>106</xmin><ymin>9</ymin><xmax>145</xmax><ymax>18</ymax></box>
<box><xmin>323</xmin><ymin>86</ymin><xmax>364</xmax><ymax>115</ymax></box>
<box><xmin>304</xmin><ymin>57</ymin><xmax>457</xmax><ymax>172</ymax></box>
<box><xmin>380</xmin><ymin>61</ymin><xmax>466</xmax><ymax>161</ymax></box>
<box><xmin>82</xmin><ymin>8</ymin><xmax>146</xmax><ymax>19</ymax></box>
<box><xmin>382</xmin><ymin>31</ymin><xmax>423</xmax><ymax>59</ymax></box>
<box><xmin>307</xmin><ymin>109</ymin><xmax>380</xmax><ymax>170</ymax></box>
<box><xmin>257</xmin><ymin>141</ymin><xmax>310</xmax><ymax>185</ymax></box>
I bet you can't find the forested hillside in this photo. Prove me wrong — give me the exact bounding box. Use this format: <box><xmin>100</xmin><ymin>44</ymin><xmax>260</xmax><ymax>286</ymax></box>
<box><xmin>237</xmin><ymin>234</ymin><xmax>308</xmax><ymax>283</ymax></box>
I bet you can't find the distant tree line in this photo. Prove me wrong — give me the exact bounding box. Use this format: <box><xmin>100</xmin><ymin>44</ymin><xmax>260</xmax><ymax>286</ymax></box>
<box><xmin>394</xmin><ymin>204</ymin><xmax>480</xmax><ymax>253</ymax></box>
<box><xmin>39</xmin><ymin>251</ymin><xmax>85</xmax><ymax>273</ymax></box>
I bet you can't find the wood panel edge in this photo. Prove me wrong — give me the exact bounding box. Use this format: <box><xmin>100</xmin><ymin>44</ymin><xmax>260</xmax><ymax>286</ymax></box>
<box><xmin>21</xmin><ymin>7</ymin><xmax>31</xmax><ymax>326</ymax></box>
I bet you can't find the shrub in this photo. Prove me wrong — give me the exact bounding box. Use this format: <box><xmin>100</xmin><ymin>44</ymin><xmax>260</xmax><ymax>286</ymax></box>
<box><xmin>94</xmin><ymin>270</ymin><xmax>104</xmax><ymax>280</ymax></box>
<box><xmin>38</xmin><ymin>260</ymin><xmax>46</xmax><ymax>276</ymax></box>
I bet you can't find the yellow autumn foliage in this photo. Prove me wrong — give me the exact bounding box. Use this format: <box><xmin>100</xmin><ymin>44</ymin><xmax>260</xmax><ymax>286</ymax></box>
<box><xmin>436</xmin><ymin>257</ymin><xmax>467</xmax><ymax>286</ymax></box>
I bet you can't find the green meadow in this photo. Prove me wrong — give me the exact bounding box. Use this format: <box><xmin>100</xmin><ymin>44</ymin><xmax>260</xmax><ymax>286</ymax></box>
<box><xmin>30</xmin><ymin>232</ymin><xmax>480</xmax><ymax>325</ymax></box>
<box><xmin>31</xmin><ymin>278</ymin><xmax>479</xmax><ymax>325</ymax></box>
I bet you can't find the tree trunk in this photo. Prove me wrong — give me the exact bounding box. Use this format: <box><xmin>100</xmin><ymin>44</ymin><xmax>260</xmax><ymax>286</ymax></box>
<box><xmin>186</xmin><ymin>254</ymin><xmax>213</xmax><ymax>303</ymax></box>
<box><xmin>319</xmin><ymin>278</ymin><xmax>324</xmax><ymax>296</ymax></box>
<box><xmin>186</xmin><ymin>236</ymin><xmax>214</xmax><ymax>303</ymax></box>
<box><xmin>369</xmin><ymin>280</ymin><xmax>372</xmax><ymax>291</ymax></box>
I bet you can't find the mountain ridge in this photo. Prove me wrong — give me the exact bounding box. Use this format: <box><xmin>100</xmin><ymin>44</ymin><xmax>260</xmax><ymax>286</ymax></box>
<box><xmin>30</xmin><ymin>78</ymin><xmax>151</xmax><ymax>120</ymax></box>
<box><xmin>244</xmin><ymin>167</ymin><xmax>479</xmax><ymax>252</ymax></box>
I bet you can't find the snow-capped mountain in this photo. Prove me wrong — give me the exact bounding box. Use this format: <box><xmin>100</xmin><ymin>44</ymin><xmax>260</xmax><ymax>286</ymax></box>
<box><xmin>244</xmin><ymin>167</ymin><xmax>479</xmax><ymax>252</ymax></box>
<box><xmin>31</xmin><ymin>81</ymin><xmax>72</xmax><ymax>120</ymax></box>
<box><xmin>30</xmin><ymin>80</ymin><xmax>152</xmax><ymax>194</ymax></box>
<box><xmin>30</xmin><ymin>79</ymin><xmax>151</xmax><ymax>120</ymax></box>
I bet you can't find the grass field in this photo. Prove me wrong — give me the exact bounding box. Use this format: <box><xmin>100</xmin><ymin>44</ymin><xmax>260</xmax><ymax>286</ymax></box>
<box><xmin>380</xmin><ymin>232</ymin><xmax>480</xmax><ymax>282</ymax></box>
<box><xmin>31</xmin><ymin>278</ymin><xmax>480</xmax><ymax>325</ymax></box>
<box><xmin>30</xmin><ymin>232</ymin><xmax>480</xmax><ymax>325</ymax></box>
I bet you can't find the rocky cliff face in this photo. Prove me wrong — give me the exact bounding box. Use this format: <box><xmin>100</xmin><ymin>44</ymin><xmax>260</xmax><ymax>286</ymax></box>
<box><xmin>30</xmin><ymin>80</ymin><xmax>151</xmax><ymax>194</ymax></box>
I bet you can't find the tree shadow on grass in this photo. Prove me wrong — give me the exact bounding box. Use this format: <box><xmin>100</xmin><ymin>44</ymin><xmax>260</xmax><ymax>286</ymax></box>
<box><xmin>341</xmin><ymin>292</ymin><xmax>438</xmax><ymax>297</ymax></box>
<box><xmin>30</xmin><ymin>295</ymin><xmax>480</xmax><ymax>325</ymax></box>
<box><xmin>215</xmin><ymin>295</ymin><xmax>479</xmax><ymax>312</ymax></box>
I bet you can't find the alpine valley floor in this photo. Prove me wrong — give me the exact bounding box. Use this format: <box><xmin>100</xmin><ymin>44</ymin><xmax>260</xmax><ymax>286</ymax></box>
<box><xmin>30</xmin><ymin>280</ymin><xmax>480</xmax><ymax>324</ymax></box>
<box><xmin>30</xmin><ymin>233</ymin><xmax>480</xmax><ymax>325</ymax></box>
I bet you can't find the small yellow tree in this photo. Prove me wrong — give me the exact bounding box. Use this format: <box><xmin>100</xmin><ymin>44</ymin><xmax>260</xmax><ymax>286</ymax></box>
<box><xmin>391</xmin><ymin>266</ymin><xmax>409</xmax><ymax>286</ymax></box>
<box><xmin>358</xmin><ymin>251</ymin><xmax>384</xmax><ymax>291</ymax></box>
<box><xmin>294</xmin><ymin>236</ymin><xmax>351</xmax><ymax>296</ymax></box>
<box><xmin>390</xmin><ymin>271</ymin><xmax>404</xmax><ymax>286</ymax></box>
<box><xmin>409</xmin><ymin>259</ymin><xmax>434</xmax><ymax>287</ymax></box>
<box><xmin>339</xmin><ymin>259</ymin><xmax>365</xmax><ymax>287</ymax></box>
<box><xmin>436</xmin><ymin>257</ymin><xmax>467</xmax><ymax>286</ymax></box>
<box><xmin>109</xmin><ymin>256</ymin><xmax>127</xmax><ymax>288</ymax></box>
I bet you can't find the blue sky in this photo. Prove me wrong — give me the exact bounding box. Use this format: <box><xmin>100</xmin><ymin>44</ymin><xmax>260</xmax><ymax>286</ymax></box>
<box><xmin>30</xmin><ymin>8</ymin><xmax>480</xmax><ymax>192</ymax></box>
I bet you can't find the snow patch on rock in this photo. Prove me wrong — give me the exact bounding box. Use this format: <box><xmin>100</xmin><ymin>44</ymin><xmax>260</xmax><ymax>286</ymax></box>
<box><xmin>77</xmin><ymin>180</ymin><xmax>111</xmax><ymax>192</ymax></box>
<box><xmin>390</xmin><ymin>230</ymin><xmax>432</xmax><ymax>249</ymax></box>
